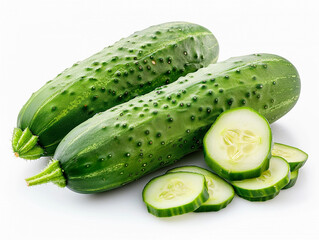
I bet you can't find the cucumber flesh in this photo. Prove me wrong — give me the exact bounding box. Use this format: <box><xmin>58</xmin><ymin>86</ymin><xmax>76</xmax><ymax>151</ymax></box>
<box><xmin>241</xmin><ymin>192</ymin><xmax>280</xmax><ymax>202</ymax></box>
<box><xmin>283</xmin><ymin>170</ymin><xmax>299</xmax><ymax>190</ymax></box>
<box><xmin>231</xmin><ymin>156</ymin><xmax>290</xmax><ymax>198</ymax></box>
<box><xmin>272</xmin><ymin>143</ymin><xmax>307</xmax><ymax>171</ymax></box>
<box><xmin>167</xmin><ymin>166</ymin><xmax>234</xmax><ymax>212</ymax></box>
<box><xmin>204</xmin><ymin>107</ymin><xmax>272</xmax><ymax>181</ymax></box>
<box><xmin>142</xmin><ymin>172</ymin><xmax>209</xmax><ymax>217</ymax></box>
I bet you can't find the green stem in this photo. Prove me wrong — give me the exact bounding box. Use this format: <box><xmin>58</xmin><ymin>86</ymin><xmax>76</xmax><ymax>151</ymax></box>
<box><xmin>26</xmin><ymin>160</ymin><xmax>66</xmax><ymax>187</ymax></box>
<box><xmin>12</xmin><ymin>127</ymin><xmax>44</xmax><ymax>160</ymax></box>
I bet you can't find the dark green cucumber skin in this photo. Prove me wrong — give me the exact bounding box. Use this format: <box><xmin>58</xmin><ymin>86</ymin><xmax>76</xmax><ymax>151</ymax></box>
<box><xmin>17</xmin><ymin>22</ymin><xmax>219</xmax><ymax>155</ymax></box>
<box><xmin>241</xmin><ymin>192</ymin><xmax>280</xmax><ymax>202</ymax></box>
<box><xmin>283</xmin><ymin>170</ymin><xmax>299</xmax><ymax>189</ymax></box>
<box><xmin>54</xmin><ymin>53</ymin><xmax>300</xmax><ymax>193</ymax></box>
<box><xmin>289</xmin><ymin>162</ymin><xmax>305</xmax><ymax>172</ymax></box>
<box><xmin>194</xmin><ymin>198</ymin><xmax>233</xmax><ymax>212</ymax></box>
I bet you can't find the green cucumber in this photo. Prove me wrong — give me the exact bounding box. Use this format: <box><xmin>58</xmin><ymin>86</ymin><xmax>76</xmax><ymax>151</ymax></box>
<box><xmin>241</xmin><ymin>192</ymin><xmax>280</xmax><ymax>202</ymax></box>
<box><xmin>13</xmin><ymin>22</ymin><xmax>219</xmax><ymax>159</ymax></box>
<box><xmin>231</xmin><ymin>156</ymin><xmax>290</xmax><ymax>198</ymax></box>
<box><xmin>272</xmin><ymin>143</ymin><xmax>307</xmax><ymax>171</ymax></box>
<box><xmin>283</xmin><ymin>170</ymin><xmax>299</xmax><ymax>189</ymax></box>
<box><xmin>142</xmin><ymin>172</ymin><xmax>209</xmax><ymax>217</ymax></box>
<box><xmin>26</xmin><ymin>53</ymin><xmax>300</xmax><ymax>193</ymax></box>
<box><xmin>167</xmin><ymin>166</ymin><xmax>234</xmax><ymax>212</ymax></box>
<box><xmin>204</xmin><ymin>107</ymin><xmax>272</xmax><ymax>181</ymax></box>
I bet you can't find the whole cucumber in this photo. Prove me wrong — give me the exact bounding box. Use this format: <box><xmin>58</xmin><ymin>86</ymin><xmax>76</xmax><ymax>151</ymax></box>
<box><xmin>13</xmin><ymin>22</ymin><xmax>219</xmax><ymax>159</ymax></box>
<box><xmin>26</xmin><ymin>54</ymin><xmax>300</xmax><ymax>193</ymax></box>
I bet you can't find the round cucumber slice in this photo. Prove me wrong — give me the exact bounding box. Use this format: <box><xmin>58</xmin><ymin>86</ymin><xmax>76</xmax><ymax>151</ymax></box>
<box><xmin>231</xmin><ymin>156</ymin><xmax>290</xmax><ymax>198</ymax></box>
<box><xmin>142</xmin><ymin>172</ymin><xmax>209</xmax><ymax>217</ymax></box>
<box><xmin>204</xmin><ymin>107</ymin><xmax>272</xmax><ymax>181</ymax></box>
<box><xmin>283</xmin><ymin>170</ymin><xmax>299</xmax><ymax>190</ymax></box>
<box><xmin>241</xmin><ymin>192</ymin><xmax>280</xmax><ymax>202</ymax></box>
<box><xmin>272</xmin><ymin>143</ymin><xmax>308</xmax><ymax>171</ymax></box>
<box><xmin>167</xmin><ymin>166</ymin><xmax>234</xmax><ymax>212</ymax></box>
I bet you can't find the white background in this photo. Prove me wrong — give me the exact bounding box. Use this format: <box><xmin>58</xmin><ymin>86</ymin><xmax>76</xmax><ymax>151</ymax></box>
<box><xmin>1</xmin><ymin>0</ymin><xmax>318</xmax><ymax>239</ymax></box>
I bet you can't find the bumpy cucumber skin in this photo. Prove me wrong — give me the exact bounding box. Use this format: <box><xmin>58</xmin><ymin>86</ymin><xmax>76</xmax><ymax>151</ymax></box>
<box><xmin>52</xmin><ymin>53</ymin><xmax>300</xmax><ymax>193</ymax></box>
<box><xmin>142</xmin><ymin>172</ymin><xmax>209</xmax><ymax>217</ymax></box>
<box><xmin>16</xmin><ymin>22</ymin><xmax>219</xmax><ymax>156</ymax></box>
<box><xmin>283</xmin><ymin>170</ymin><xmax>299</xmax><ymax>190</ymax></box>
<box><xmin>167</xmin><ymin>166</ymin><xmax>234</xmax><ymax>212</ymax></box>
<box><xmin>203</xmin><ymin>107</ymin><xmax>272</xmax><ymax>181</ymax></box>
<box><xmin>241</xmin><ymin>191</ymin><xmax>280</xmax><ymax>202</ymax></box>
<box><xmin>272</xmin><ymin>143</ymin><xmax>308</xmax><ymax>172</ymax></box>
<box><xmin>232</xmin><ymin>157</ymin><xmax>290</xmax><ymax>198</ymax></box>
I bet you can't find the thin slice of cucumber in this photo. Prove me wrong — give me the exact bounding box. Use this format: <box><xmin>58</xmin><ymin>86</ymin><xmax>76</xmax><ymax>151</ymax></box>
<box><xmin>204</xmin><ymin>107</ymin><xmax>272</xmax><ymax>181</ymax></box>
<box><xmin>283</xmin><ymin>170</ymin><xmax>299</xmax><ymax>190</ymax></box>
<box><xmin>272</xmin><ymin>143</ymin><xmax>308</xmax><ymax>171</ymax></box>
<box><xmin>167</xmin><ymin>166</ymin><xmax>234</xmax><ymax>212</ymax></box>
<box><xmin>231</xmin><ymin>156</ymin><xmax>290</xmax><ymax>198</ymax></box>
<box><xmin>142</xmin><ymin>172</ymin><xmax>209</xmax><ymax>217</ymax></box>
<box><xmin>241</xmin><ymin>192</ymin><xmax>280</xmax><ymax>202</ymax></box>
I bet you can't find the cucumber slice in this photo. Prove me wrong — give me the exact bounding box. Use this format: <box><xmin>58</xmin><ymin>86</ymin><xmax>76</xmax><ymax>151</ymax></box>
<box><xmin>283</xmin><ymin>170</ymin><xmax>299</xmax><ymax>190</ymax></box>
<box><xmin>142</xmin><ymin>172</ymin><xmax>209</xmax><ymax>217</ymax></box>
<box><xmin>167</xmin><ymin>166</ymin><xmax>234</xmax><ymax>212</ymax></box>
<box><xmin>231</xmin><ymin>156</ymin><xmax>290</xmax><ymax>198</ymax></box>
<box><xmin>204</xmin><ymin>107</ymin><xmax>272</xmax><ymax>181</ymax></box>
<box><xmin>272</xmin><ymin>143</ymin><xmax>308</xmax><ymax>171</ymax></box>
<box><xmin>241</xmin><ymin>192</ymin><xmax>280</xmax><ymax>202</ymax></box>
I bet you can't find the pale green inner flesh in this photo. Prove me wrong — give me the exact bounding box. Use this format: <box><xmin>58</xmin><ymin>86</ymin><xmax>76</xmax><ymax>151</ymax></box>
<box><xmin>158</xmin><ymin>179</ymin><xmax>191</xmax><ymax>200</ymax></box>
<box><xmin>232</xmin><ymin>157</ymin><xmax>289</xmax><ymax>190</ymax></box>
<box><xmin>168</xmin><ymin>167</ymin><xmax>234</xmax><ymax>205</ymax></box>
<box><xmin>222</xmin><ymin>129</ymin><xmax>261</xmax><ymax>162</ymax></box>
<box><xmin>272</xmin><ymin>143</ymin><xmax>307</xmax><ymax>163</ymax></box>
<box><xmin>144</xmin><ymin>172</ymin><xmax>204</xmax><ymax>209</ymax></box>
<box><xmin>206</xmin><ymin>109</ymin><xmax>271</xmax><ymax>172</ymax></box>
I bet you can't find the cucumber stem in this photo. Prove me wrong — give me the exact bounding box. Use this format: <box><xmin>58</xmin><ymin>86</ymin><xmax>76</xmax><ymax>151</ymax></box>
<box><xmin>12</xmin><ymin>127</ymin><xmax>44</xmax><ymax>160</ymax></box>
<box><xmin>26</xmin><ymin>160</ymin><xmax>66</xmax><ymax>187</ymax></box>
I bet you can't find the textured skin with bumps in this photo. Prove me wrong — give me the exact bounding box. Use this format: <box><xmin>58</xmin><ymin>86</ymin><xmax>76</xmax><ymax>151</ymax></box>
<box><xmin>48</xmin><ymin>53</ymin><xmax>301</xmax><ymax>193</ymax></box>
<box><xmin>15</xmin><ymin>22</ymin><xmax>219</xmax><ymax>158</ymax></box>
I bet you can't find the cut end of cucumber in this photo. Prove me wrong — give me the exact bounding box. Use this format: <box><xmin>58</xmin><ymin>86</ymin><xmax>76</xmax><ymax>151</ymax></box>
<box><xmin>204</xmin><ymin>107</ymin><xmax>272</xmax><ymax>180</ymax></box>
<box><xmin>232</xmin><ymin>156</ymin><xmax>290</xmax><ymax>198</ymax></box>
<box><xmin>25</xmin><ymin>160</ymin><xmax>66</xmax><ymax>188</ymax></box>
<box><xmin>143</xmin><ymin>172</ymin><xmax>209</xmax><ymax>217</ymax></box>
<box><xmin>272</xmin><ymin>143</ymin><xmax>308</xmax><ymax>171</ymax></box>
<box><xmin>167</xmin><ymin>166</ymin><xmax>234</xmax><ymax>212</ymax></box>
<box><xmin>12</xmin><ymin>127</ymin><xmax>44</xmax><ymax>160</ymax></box>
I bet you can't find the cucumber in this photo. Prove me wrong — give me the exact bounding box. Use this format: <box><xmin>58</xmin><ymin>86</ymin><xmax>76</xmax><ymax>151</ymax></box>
<box><xmin>167</xmin><ymin>166</ymin><xmax>234</xmax><ymax>212</ymax></box>
<box><xmin>272</xmin><ymin>143</ymin><xmax>307</xmax><ymax>171</ymax></box>
<box><xmin>13</xmin><ymin>22</ymin><xmax>219</xmax><ymax>159</ymax></box>
<box><xmin>142</xmin><ymin>172</ymin><xmax>209</xmax><ymax>217</ymax></box>
<box><xmin>241</xmin><ymin>192</ymin><xmax>280</xmax><ymax>202</ymax></box>
<box><xmin>204</xmin><ymin>107</ymin><xmax>272</xmax><ymax>181</ymax></box>
<box><xmin>283</xmin><ymin>170</ymin><xmax>299</xmax><ymax>189</ymax></box>
<box><xmin>25</xmin><ymin>53</ymin><xmax>300</xmax><ymax>193</ymax></box>
<box><xmin>231</xmin><ymin>156</ymin><xmax>290</xmax><ymax>198</ymax></box>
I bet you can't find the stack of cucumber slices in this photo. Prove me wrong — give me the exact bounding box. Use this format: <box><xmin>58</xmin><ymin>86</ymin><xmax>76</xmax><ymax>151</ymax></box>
<box><xmin>143</xmin><ymin>166</ymin><xmax>235</xmax><ymax>217</ymax></box>
<box><xmin>143</xmin><ymin>107</ymin><xmax>308</xmax><ymax>217</ymax></box>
